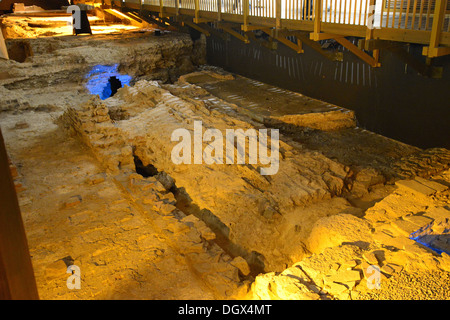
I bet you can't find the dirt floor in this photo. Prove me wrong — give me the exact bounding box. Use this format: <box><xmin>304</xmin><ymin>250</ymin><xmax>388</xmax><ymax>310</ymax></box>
<box><xmin>1</xmin><ymin>19</ymin><xmax>450</xmax><ymax>300</ymax></box>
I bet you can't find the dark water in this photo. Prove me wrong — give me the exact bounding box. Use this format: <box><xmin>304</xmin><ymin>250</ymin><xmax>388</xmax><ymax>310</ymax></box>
<box><xmin>206</xmin><ymin>34</ymin><xmax>450</xmax><ymax>149</ymax></box>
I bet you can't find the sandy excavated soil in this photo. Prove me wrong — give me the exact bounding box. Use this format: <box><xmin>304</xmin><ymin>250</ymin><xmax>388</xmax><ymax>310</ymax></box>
<box><xmin>1</xmin><ymin>29</ymin><xmax>450</xmax><ymax>300</ymax></box>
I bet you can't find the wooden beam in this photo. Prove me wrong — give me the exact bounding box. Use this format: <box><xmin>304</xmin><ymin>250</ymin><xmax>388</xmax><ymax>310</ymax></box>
<box><xmin>263</xmin><ymin>30</ymin><xmax>303</xmax><ymax>53</ymax></box>
<box><xmin>423</xmin><ymin>46</ymin><xmax>450</xmax><ymax>58</ymax></box>
<box><xmin>184</xmin><ymin>21</ymin><xmax>211</xmax><ymax>36</ymax></box>
<box><xmin>241</xmin><ymin>25</ymin><xmax>271</xmax><ymax>32</ymax></box>
<box><xmin>218</xmin><ymin>24</ymin><xmax>250</xmax><ymax>43</ymax></box>
<box><xmin>310</xmin><ymin>32</ymin><xmax>340</xmax><ymax>41</ymax></box>
<box><xmin>194</xmin><ymin>17</ymin><xmax>214</xmax><ymax>23</ymax></box>
<box><xmin>0</xmin><ymin>128</ymin><xmax>39</xmax><ymax>300</ymax></box>
<box><xmin>275</xmin><ymin>36</ymin><xmax>303</xmax><ymax>53</ymax></box>
<box><xmin>138</xmin><ymin>13</ymin><xmax>170</xmax><ymax>28</ymax></box>
<box><xmin>388</xmin><ymin>45</ymin><xmax>436</xmax><ymax>77</ymax></box>
<box><xmin>334</xmin><ymin>36</ymin><xmax>381</xmax><ymax>67</ymax></box>
<box><xmin>283</xmin><ymin>30</ymin><xmax>342</xmax><ymax>61</ymax></box>
<box><xmin>358</xmin><ymin>39</ymin><xmax>403</xmax><ymax>51</ymax></box>
<box><xmin>0</xmin><ymin>26</ymin><xmax>8</xmax><ymax>60</ymax></box>
<box><xmin>201</xmin><ymin>23</ymin><xmax>231</xmax><ymax>41</ymax></box>
<box><xmin>245</xmin><ymin>31</ymin><xmax>278</xmax><ymax>50</ymax></box>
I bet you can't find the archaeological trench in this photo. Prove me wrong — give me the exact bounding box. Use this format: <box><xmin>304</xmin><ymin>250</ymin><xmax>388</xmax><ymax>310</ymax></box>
<box><xmin>0</xmin><ymin>6</ymin><xmax>450</xmax><ymax>301</ymax></box>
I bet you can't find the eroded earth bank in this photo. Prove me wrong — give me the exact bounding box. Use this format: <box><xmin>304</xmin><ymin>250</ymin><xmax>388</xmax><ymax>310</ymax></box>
<box><xmin>1</xmin><ymin>30</ymin><xmax>450</xmax><ymax>300</ymax></box>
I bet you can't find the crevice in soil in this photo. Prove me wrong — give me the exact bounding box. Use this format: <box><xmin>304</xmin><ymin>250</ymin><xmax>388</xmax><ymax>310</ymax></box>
<box><xmin>133</xmin><ymin>154</ymin><xmax>266</xmax><ymax>276</ymax></box>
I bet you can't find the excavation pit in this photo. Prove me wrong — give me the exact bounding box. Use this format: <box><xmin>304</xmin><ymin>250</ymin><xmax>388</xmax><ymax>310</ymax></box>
<box><xmin>84</xmin><ymin>64</ymin><xmax>132</xmax><ymax>100</ymax></box>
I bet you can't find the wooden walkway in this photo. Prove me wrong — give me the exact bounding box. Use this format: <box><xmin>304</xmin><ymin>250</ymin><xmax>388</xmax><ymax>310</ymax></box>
<box><xmin>96</xmin><ymin>0</ymin><xmax>450</xmax><ymax>63</ymax></box>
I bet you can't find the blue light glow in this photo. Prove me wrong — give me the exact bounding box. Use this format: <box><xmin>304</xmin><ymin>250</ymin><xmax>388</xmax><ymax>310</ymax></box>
<box><xmin>85</xmin><ymin>64</ymin><xmax>132</xmax><ymax>100</ymax></box>
<box><xmin>409</xmin><ymin>228</ymin><xmax>449</xmax><ymax>255</ymax></box>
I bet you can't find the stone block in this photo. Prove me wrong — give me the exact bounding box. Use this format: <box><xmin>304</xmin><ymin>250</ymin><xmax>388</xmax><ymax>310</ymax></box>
<box><xmin>363</xmin><ymin>252</ymin><xmax>379</xmax><ymax>265</ymax></box>
<box><xmin>230</xmin><ymin>256</ymin><xmax>251</xmax><ymax>276</ymax></box>
<box><xmin>414</xmin><ymin>177</ymin><xmax>448</xmax><ymax>193</ymax></box>
<box><xmin>424</xmin><ymin>207</ymin><xmax>450</xmax><ymax>221</ymax></box>
<box><xmin>45</xmin><ymin>259</ymin><xmax>68</xmax><ymax>280</ymax></box>
<box><xmin>64</xmin><ymin>195</ymin><xmax>82</xmax><ymax>208</ymax></box>
<box><xmin>326</xmin><ymin>270</ymin><xmax>361</xmax><ymax>283</ymax></box>
<box><xmin>403</xmin><ymin>214</ymin><xmax>434</xmax><ymax>227</ymax></box>
<box><xmin>391</xmin><ymin>219</ymin><xmax>420</xmax><ymax>236</ymax></box>
<box><xmin>395</xmin><ymin>179</ymin><xmax>436</xmax><ymax>196</ymax></box>
<box><xmin>325</xmin><ymin>282</ymin><xmax>348</xmax><ymax>295</ymax></box>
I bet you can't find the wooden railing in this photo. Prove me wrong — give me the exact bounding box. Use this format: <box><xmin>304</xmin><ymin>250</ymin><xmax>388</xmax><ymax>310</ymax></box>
<box><xmin>101</xmin><ymin>0</ymin><xmax>449</xmax><ymax>55</ymax></box>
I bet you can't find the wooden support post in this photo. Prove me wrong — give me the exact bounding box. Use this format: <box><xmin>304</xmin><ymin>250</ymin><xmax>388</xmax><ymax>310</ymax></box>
<box><xmin>159</xmin><ymin>0</ymin><xmax>164</xmax><ymax>18</ymax></box>
<box><xmin>0</xmin><ymin>128</ymin><xmax>39</xmax><ymax>300</ymax></box>
<box><xmin>423</xmin><ymin>0</ymin><xmax>450</xmax><ymax>57</ymax></box>
<box><xmin>275</xmin><ymin>0</ymin><xmax>281</xmax><ymax>29</ymax></box>
<box><xmin>175</xmin><ymin>0</ymin><xmax>179</xmax><ymax>16</ymax></box>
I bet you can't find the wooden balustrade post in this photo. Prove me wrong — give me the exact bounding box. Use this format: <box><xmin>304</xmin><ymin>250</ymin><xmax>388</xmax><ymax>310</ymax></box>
<box><xmin>366</xmin><ymin>0</ymin><xmax>376</xmax><ymax>40</ymax></box>
<box><xmin>425</xmin><ymin>0</ymin><xmax>448</xmax><ymax>57</ymax></box>
<box><xmin>275</xmin><ymin>0</ymin><xmax>281</xmax><ymax>29</ymax></box>
<box><xmin>195</xmin><ymin>0</ymin><xmax>200</xmax><ymax>21</ymax></box>
<box><xmin>217</xmin><ymin>0</ymin><xmax>222</xmax><ymax>21</ymax></box>
<box><xmin>243</xmin><ymin>0</ymin><xmax>249</xmax><ymax>27</ymax></box>
<box><xmin>314</xmin><ymin>0</ymin><xmax>322</xmax><ymax>34</ymax></box>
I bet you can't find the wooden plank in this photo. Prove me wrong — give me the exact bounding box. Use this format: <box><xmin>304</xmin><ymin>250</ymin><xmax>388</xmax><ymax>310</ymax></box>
<box><xmin>423</xmin><ymin>45</ymin><xmax>450</xmax><ymax>57</ymax></box>
<box><xmin>310</xmin><ymin>32</ymin><xmax>340</xmax><ymax>40</ymax></box>
<box><xmin>0</xmin><ymin>128</ymin><xmax>39</xmax><ymax>300</ymax></box>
